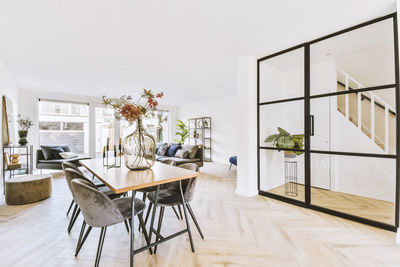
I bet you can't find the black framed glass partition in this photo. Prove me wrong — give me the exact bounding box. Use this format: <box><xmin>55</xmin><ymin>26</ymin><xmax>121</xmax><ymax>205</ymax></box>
<box><xmin>257</xmin><ymin>13</ymin><xmax>399</xmax><ymax>231</ymax></box>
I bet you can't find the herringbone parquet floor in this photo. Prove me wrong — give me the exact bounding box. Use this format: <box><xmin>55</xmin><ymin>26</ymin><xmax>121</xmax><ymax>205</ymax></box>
<box><xmin>1</xmin><ymin>163</ymin><xmax>400</xmax><ymax>267</ymax></box>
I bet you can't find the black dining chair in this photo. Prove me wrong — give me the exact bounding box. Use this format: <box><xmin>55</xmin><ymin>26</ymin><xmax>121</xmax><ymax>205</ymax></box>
<box><xmin>147</xmin><ymin>163</ymin><xmax>204</xmax><ymax>253</ymax></box>
<box><xmin>71</xmin><ymin>179</ymin><xmax>151</xmax><ymax>267</ymax></box>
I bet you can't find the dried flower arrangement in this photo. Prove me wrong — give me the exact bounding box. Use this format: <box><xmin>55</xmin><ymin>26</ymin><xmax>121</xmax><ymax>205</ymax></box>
<box><xmin>102</xmin><ymin>89</ymin><xmax>164</xmax><ymax>123</ymax></box>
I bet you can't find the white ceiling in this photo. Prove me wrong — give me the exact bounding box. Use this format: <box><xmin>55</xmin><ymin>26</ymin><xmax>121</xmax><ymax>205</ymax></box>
<box><xmin>0</xmin><ymin>0</ymin><xmax>395</xmax><ymax>105</ymax></box>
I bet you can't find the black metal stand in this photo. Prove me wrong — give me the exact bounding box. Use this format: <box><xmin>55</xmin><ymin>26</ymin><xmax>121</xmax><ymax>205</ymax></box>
<box><xmin>2</xmin><ymin>144</ymin><xmax>33</xmax><ymax>194</ymax></box>
<box><xmin>284</xmin><ymin>159</ymin><xmax>298</xmax><ymax>197</ymax></box>
<box><xmin>103</xmin><ymin>145</ymin><xmax>121</xmax><ymax>169</ymax></box>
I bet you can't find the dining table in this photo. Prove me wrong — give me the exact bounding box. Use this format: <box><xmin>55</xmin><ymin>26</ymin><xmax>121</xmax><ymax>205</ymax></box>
<box><xmin>79</xmin><ymin>158</ymin><xmax>201</xmax><ymax>267</ymax></box>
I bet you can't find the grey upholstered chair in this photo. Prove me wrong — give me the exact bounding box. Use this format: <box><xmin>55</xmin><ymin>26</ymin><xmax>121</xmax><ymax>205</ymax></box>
<box><xmin>147</xmin><ymin>163</ymin><xmax>203</xmax><ymax>253</ymax></box>
<box><xmin>140</xmin><ymin>159</ymin><xmax>181</xmax><ymax>231</ymax></box>
<box><xmin>62</xmin><ymin>162</ymin><xmax>104</xmax><ymax>217</ymax></box>
<box><xmin>64</xmin><ymin>168</ymin><xmax>124</xmax><ymax>233</ymax></box>
<box><xmin>71</xmin><ymin>179</ymin><xmax>150</xmax><ymax>267</ymax></box>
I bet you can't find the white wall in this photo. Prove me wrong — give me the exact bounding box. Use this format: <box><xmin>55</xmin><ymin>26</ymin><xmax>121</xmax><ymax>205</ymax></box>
<box><xmin>0</xmin><ymin>58</ymin><xmax>18</xmax><ymax>191</ymax></box>
<box><xmin>177</xmin><ymin>94</ymin><xmax>237</xmax><ymax>164</ymax></box>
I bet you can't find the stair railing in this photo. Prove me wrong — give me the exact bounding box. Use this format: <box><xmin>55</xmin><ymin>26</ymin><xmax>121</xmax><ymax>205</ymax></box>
<box><xmin>337</xmin><ymin>67</ymin><xmax>395</xmax><ymax>154</ymax></box>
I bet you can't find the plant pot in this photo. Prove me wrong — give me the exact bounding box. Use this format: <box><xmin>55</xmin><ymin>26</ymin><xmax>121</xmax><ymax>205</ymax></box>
<box><xmin>284</xmin><ymin>151</ymin><xmax>297</xmax><ymax>159</ymax></box>
<box><xmin>18</xmin><ymin>130</ymin><xmax>28</xmax><ymax>145</ymax></box>
<box><xmin>122</xmin><ymin>118</ymin><xmax>156</xmax><ymax>170</ymax></box>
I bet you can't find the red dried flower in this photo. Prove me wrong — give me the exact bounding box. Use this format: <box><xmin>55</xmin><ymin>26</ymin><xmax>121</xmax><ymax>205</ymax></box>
<box><xmin>120</xmin><ymin>104</ymin><xmax>143</xmax><ymax>122</ymax></box>
<box><xmin>156</xmin><ymin>92</ymin><xmax>164</xmax><ymax>98</ymax></box>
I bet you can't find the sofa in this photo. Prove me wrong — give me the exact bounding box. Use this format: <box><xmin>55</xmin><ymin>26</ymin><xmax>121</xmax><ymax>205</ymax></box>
<box><xmin>36</xmin><ymin>146</ymin><xmax>91</xmax><ymax>171</ymax></box>
<box><xmin>155</xmin><ymin>143</ymin><xmax>204</xmax><ymax>167</ymax></box>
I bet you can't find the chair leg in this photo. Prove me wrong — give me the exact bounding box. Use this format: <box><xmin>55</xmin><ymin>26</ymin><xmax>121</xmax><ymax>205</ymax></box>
<box><xmin>138</xmin><ymin>192</ymin><xmax>147</xmax><ymax>231</ymax></box>
<box><xmin>66</xmin><ymin>199</ymin><xmax>74</xmax><ymax>216</ymax></box>
<box><xmin>229</xmin><ymin>163</ymin><xmax>232</xmax><ymax>170</ymax></box>
<box><xmin>178</xmin><ymin>181</ymin><xmax>195</xmax><ymax>252</ymax></box>
<box><xmin>171</xmin><ymin>206</ymin><xmax>180</xmax><ymax>220</ymax></box>
<box><xmin>68</xmin><ymin>208</ymin><xmax>80</xmax><ymax>233</ymax></box>
<box><xmin>144</xmin><ymin>202</ymin><xmax>153</xmax><ymax>226</ymax></box>
<box><xmin>154</xmin><ymin>207</ymin><xmax>165</xmax><ymax>254</ymax></box>
<box><xmin>138</xmin><ymin>213</ymin><xmax>153</xmax><ymax>254</ymax></box>
<box><xmin>75</xmin><ymin>225</ymin><xmax>93</xmax><ymax>256</ymax></box>
<box><xmin>75</xmin><ymin>221</ymin><xmax>86</xmax><ymax>255</ymax></box>
<box><xmin>124</xmin><ymin>220</ymin><xmax>130</xmax><ymax>233</ymax></box>
<box><xmin>177</xmin><ymin>205</ymin><xmax>183</xmax><ymax>220</ymax></box>
<box><xmin>67</xmin><ymin>204</ymin><xmax>78</xmax><ymax>233</ymax></box>
<box><xmin>186</xmin><ymin>203</ymin><xmax>204</xmax><ymax>239</ymax></box>
<box><xmin>94</xmin><ymin>227</ymin><xmax>107</xmax><ymax>267</ymax></box>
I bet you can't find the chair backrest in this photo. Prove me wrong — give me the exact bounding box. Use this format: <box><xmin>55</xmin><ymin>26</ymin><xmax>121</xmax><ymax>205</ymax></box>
<box><xmin>64</xmin><ymin>168</ymin><xmax>97</xmax><ymax>201</ymax></box>
<box><xmin>160</xmin><ymin>159</ymin><xmax>177</xmax><ymax>166</ymax></box>
<box><xmin>62</xmin><ymin>162</ymin><xmax>82</xmax><ymax>174</ymax></box>
<box><xmin>71</xmin><ymin>179</ymin><xmax>125</xmax><ymax>228</ymax></box>
<box><xmin>178</xmin><ymin>163</ymin><xmax>199</xmax><ymax>202</ymax></box>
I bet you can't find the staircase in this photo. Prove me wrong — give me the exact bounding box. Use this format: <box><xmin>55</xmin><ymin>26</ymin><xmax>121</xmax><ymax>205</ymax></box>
<box><xmin>336</xmin><ymin>68</ymin><xmax>395</xmax><ymax>154</ymax></box>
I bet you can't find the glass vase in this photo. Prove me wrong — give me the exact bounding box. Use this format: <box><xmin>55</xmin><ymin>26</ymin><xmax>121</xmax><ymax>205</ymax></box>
<box><xmin>122</xmin><ymin>118</ymin><xmax>156</xmax><ymax>170</ymax></box>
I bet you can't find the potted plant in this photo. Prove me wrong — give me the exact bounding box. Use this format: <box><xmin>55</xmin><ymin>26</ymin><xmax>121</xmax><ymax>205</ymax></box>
<box><xmin>103</xmin><ymin>89</ymin><xmax>164</xmax><ymax>170</ymax></box>
<box><xmin>16</xmin><ymin>115</ymin><xmax>33</xmax><ymax>145</ymax></box>
<box><xmin>265</xmin><ymin>127</ymin><xmax>304</xmax><ymax>158</ymax></box>
<box><xmin>175</xmin><ymin>119</ymin><xmax>189</xmax><ymax>144</ymax></box>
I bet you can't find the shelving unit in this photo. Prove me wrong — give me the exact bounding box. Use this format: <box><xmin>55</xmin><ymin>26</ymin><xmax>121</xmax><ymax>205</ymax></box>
<box><xmin>188</xmin><ymin>117</ymin><xmax>211</xmax><ymax>162</ymax></box>
<box><xmin>2</xmin><ymin>144</ymin><xmax>33</xmax><ymax>194</ymax></box>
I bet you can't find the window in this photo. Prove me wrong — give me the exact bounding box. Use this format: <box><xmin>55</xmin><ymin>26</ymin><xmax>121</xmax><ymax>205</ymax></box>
<box><xmin>120</xmin><ymin>110</ymin><xmax>169</xmax><ymax>143</ymax></box>
<box><xmin>39</xmin><ymin>100</ymin><xmax>89</xmax><ymax>155</ymax></box>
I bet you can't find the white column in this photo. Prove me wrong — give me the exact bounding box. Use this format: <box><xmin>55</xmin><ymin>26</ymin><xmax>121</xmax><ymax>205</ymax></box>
<box><xmin>88</xmin><ymin>103</ymin><xmax>96</xmax><ymax>158</ymax></box>
<box><xmin>236</xmin><ymin>56</ymin><xmax>258</xmax><ymax>197</ymax></box>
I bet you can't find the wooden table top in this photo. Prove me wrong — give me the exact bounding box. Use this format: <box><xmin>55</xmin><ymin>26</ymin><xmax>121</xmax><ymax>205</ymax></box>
<box><xmin>79</xmin><ymin>158</ymin><xmax>200</xmax><ymax>194</ymax></box>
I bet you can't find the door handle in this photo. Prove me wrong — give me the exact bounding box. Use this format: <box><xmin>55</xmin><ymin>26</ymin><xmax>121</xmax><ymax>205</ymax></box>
<box><xmin>310</xmin><ymin>115</ymin><xmax>314</xmax><ymax>136</ymax></box>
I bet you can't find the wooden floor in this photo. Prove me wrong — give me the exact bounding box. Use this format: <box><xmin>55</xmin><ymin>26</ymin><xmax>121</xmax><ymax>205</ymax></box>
<box><xmin>268</xmin><ymin>183</ymin><xmax>395</xmax><ymax>225</ymax></box>
<box><xmin>1</xmin><ymin>163</ymin><xmax>400</xmax><ymax>266</ymax></box>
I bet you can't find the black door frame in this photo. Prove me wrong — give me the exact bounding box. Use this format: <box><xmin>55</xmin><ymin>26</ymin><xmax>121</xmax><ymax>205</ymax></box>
<box><xmin>257</xmin><ymin>12</ymin><xmax>399</xmax><ymax>232</ymax></box>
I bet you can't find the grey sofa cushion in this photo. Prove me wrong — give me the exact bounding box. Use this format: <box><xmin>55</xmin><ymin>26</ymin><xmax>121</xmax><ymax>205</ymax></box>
<box><xmin>181</xmin><ymin>145</ymin><xmax>199</xmax><ymax>159</ymax></box>
<box><xmin>39</xmin><ymin>155</ymin><xmax>90</xmax><ymax>164</ymax></box>
<box><xmin>175</xmin><ymin>149</ymin><xmax>188</xmax><ymax>159</ymax></box>
<box><xmin>168</xmin><ymin>157</ymin><xmax>201</xmax><ymax>164</ymax></box>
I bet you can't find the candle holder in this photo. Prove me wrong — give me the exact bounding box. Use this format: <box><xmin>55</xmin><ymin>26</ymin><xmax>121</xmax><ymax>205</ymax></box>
<box><xmin>103</xmin><ymin>144</ymin><xmax>122</xmax><ymax>169</ymax></box>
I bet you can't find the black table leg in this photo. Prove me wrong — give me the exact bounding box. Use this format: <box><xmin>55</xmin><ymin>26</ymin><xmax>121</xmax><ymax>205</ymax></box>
<box><xmin>147</xmin><ymin>185</ymin><xmax>160</xmax><ymax>246</ymax></box>
<box><xmin>130</xmin><ymin>190</ymin><xmax>136</xmax><ymax>267</ymax></box>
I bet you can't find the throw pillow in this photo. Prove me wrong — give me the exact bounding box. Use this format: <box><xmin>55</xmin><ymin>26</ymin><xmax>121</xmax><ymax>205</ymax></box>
<box><xmin>156</xmin><ymin>142</ymin><xmax>167</xmax><ymax>154</ymax></box>
<box><xmin>157</xmin><ymin>144</ymin><xmax>169</xmax><ymax>156</ymax></box>
<box><xmin>59</xmin><ymin>152</ymin><xmax>78</xmax><ymax>159</ymax></box>
<box><xmin>167</xmin><ymin>143</ymin><xmax>181</xmax><ymax>157</ymax></box>
<box><xmin>50</xmin><ymin>146</ymin><xmax>65</xmax><ymax>159</ymax></box>
<box><xmin>175</xmin><ymin>149</ymin><xmax>189</xmax><ymax>159</ymax></box>
<box><xmin>182</xmin><ymin>145</ymin><xmax>199</xmax><ymax>159</ymax></box>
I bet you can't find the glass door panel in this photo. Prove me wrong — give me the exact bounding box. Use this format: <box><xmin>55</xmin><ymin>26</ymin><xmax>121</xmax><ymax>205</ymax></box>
<box><xmin>310</xmin><ymin>88</ymin><xmax>396</xmax><ymax>155</ymax></box>
<box><xmin>310</xmin><ymin>18</ymin><xmax>395</xmax><ymax>96</ymax></box>
<box><xmin>259</xmin><ymin>48</ymin><xmax>304</xmax><ymax>103</ymax></box>
<box><xmin>259</xmin><ymin>101</ymin><xmax>305</xmax><ymax>202</ymax></box>
<box><xmin>310</xmin><ymin>153</ymin><xmax>396</xmax><ymax>225</ymax></box>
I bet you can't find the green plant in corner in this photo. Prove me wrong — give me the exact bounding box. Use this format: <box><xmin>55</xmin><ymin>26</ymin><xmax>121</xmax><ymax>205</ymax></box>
<box><xmin>265</xmin><ymin>127</ymin><xmax>304</xmax><ymax>155</ymax></box>
<box><xmin>175</xmin><ymin>119</ymin><xmax>189</xmax><ymax>144</ymax></box>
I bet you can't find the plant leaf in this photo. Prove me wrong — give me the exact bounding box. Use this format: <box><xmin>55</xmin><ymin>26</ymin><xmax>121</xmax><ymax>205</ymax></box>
<box><xmin>265</xmin><ymin>134</ymin><xmax>278</xmax><ymax>143</ymax></box>
<box><xmin>277</xmin><ymin>127</ymin><xmax>290</xmax><ymax>136</ymax></box>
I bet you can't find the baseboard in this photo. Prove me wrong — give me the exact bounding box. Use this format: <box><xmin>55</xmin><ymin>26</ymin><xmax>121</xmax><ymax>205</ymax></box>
<box><xmin>236</xmin><ymin>187</ymin><xmax>258</xmax><ymax>197</ymax></box>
